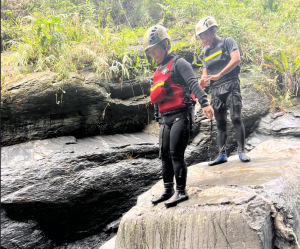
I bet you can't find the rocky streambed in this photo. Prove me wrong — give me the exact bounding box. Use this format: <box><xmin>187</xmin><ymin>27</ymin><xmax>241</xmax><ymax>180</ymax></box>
<box><xmin>2</xmin><ymin>104</ymin><xmax>300</xmax><ymax>248</ymax></box>
<box><xmin>2</xmin><ymin>68</ymin><xmax>300</xmax><ymax>248</ymax></box>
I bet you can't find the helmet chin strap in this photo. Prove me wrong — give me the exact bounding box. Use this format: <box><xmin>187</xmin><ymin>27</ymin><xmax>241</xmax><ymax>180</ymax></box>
<box><xmin>161</xmin><ymin>40</ymin><xmax>169</xmax><ymax>60</ymax></box>
<box><xmin>211</xmin><ymin>29</ymin><xmax>217</xmax><ymax>48</ymax></box>
<box><xmin>164</xmin><ymin>48</ymin><xmax>168</xmax><ymax>58</ymax></box>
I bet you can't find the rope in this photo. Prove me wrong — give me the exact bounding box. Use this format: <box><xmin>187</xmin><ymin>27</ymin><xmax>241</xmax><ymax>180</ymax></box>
<box><xmin>209</xmin><ymin>118</ymin><xmax>213</xmax><ymax>161</ymax></box>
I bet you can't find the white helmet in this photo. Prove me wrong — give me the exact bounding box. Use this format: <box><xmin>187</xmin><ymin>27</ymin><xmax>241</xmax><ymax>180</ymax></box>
<box><xmin>143</xmin><ymin>25</ymin><xmax>171</xmax><ymax>52</ymax></box>
<box><xmin>195</xmin><ymin>16</ymin><xmax>218</xmax><ymax>36</ymax></box>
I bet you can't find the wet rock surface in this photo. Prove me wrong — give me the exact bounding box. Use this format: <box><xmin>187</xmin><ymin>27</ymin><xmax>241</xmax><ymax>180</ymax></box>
<box><xmin>1</xmin><ymin>206</ymin><xmax>115</xmax><ymax>249</ymax></box>
<box><xmin>2</xmin><ymin>68</ymin><xmax>299</xmax><ymax>249</ymax></box>
<box><xmin>256</xmin><ymin>106</ymin><xmax>300</xmax><ymax>137</ymax></box>
<box><xmin>0</xmin><ymin>83</ymin><xmax>273</xmax><ymax>248</ymax></box>
<box><xmin>1</xmin><ymin>209</ymin><xmax>53</xmax><ymax>249</ymax></box>
<box><xmin>245</xmin><ymin>106</ymin><xmax>300</xmax><ymax>151</ymax></box>
<box><xmin>113</xmin><ymin>139</ymin><xmax>300</xmax><ymax>249</ymax></box>
<box><xmin>1</xmin><ymin>72</ymin><xmax>153</xmax><ymax>146</ymax></box>
<box><xmin>1</xmin><ymin>133</ymin><xmax>161</xmax><ymax>247</ymax></box>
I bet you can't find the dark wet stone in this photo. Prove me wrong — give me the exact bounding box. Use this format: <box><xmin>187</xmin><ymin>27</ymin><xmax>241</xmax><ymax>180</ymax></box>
<box><xmin>1</xmin><ymin>133</ymin><xmax>161</xmax><ymax>245</ymax></box>
<box><xmin>53</xmin><ymin>232</ymin><xmax>115</xmax><ymax>249</ymax></box>
<box><xmin>1</xmin><ymin>72</ymin><xmax>154</xmax><ymax>146</ymax></box>
<box><xmin>1</xmin><ymin>209</ymin><xmax>53</xmax><ymax>249</ymax></box>
<box><xmin>3</xmin><ymin>71</ymin><xmax>299</xmax><ymax>249</ymax></box>
<box><xmin>245</xmin><ymin>106</ymin><xmax>300</xmax><ymax>151</ymax></box>
<box><xmin>245</xmin><ymin>132</ymin><xmax>300</xmax><ymax>151</ymax></box>
<box><xmin>103</xmin><ymin>218</ymin><xmax>122</xmax><ymax>234</ymax></box>
<box><xmin>256</xmin><ymin>107</ymin><xmax>300</xmax><ymax>137</ymax></box>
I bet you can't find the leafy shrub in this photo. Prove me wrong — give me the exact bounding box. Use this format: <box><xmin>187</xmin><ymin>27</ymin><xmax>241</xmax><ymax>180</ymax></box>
<box><xmin>263</xmin><ymin>51</ymin><xmax>300</xmax><ymax>97</ymax></box>
<box><xmin>1</xmin><ymin>0</ymin><xmax>300</xmax><ymax>107</ymax></box>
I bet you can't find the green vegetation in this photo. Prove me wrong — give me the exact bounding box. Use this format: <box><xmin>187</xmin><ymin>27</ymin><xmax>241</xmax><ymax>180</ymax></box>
<box><xmin>1</xmin><ymin>0</ymin><xmax>153</xmax><ymax>94</ymax></box>
<box><xmin>1</xmin><ymin>0</ymin><xmax>300</xmax><ymax>106</ymax></box>
<box><xmin>261</xmin><ymin>51</ymin><xmax>300</xmax><ymax>105</ymax></box>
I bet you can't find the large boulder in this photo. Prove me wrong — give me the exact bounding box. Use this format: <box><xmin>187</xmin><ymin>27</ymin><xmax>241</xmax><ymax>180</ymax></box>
<box><xmin>246</xmin><ymin>106</ymin><xmax>300</xmax><ymax>150</ymax></box>
<box><xmin>1</xmin><ymin>71</ymin><xmax>153</xmax><ymax>146</ymax></box>
<box><xmin>256</xmin><ymin>107</ymin><xmax>300</xmax><ymax>137</ymax></box>
<box><xmin>113</xmin><ymin>139</ymin><xmax>300</xmax><ymax>249</ymax></box>
<box><xmin>1</xmin><ymin>133</ymin><xmax>161</xmax><ymax>247</ymax></box>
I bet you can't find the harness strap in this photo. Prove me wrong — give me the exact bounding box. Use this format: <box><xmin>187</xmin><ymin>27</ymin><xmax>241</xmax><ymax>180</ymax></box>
<box><xmin>159</xmin><ymin>124</ymin><xmax>165</xmax><ymax>159</ymax></box>
<box><xmin>179</xmin><ymin>117</ymin><xmax>189</xmax><ymax>178</ymax></box>
<box><xmin>170</xmin><ymin>55</ymin><xmax>196</xmax><ymax>106</ymax></box>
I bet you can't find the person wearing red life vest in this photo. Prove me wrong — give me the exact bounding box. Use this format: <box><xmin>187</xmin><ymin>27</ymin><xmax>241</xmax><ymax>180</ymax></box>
<box><xmin>143</xmin><ymin>25</ymin><xmax>214</xmax><ymax>208</ymax></box>
<box><xmin>195</xmin><ymin>16</ymin><xmax>251</xmax><ymax>166</ymax></box>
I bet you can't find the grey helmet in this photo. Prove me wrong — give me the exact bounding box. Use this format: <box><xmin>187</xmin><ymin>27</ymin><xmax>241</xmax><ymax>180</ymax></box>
<box><xmin>143</xmin><ymin>25</ymin><xmax>171</xmax><ymax>52</ymax></box>
<box><xmin>195</xmin><ymin>16</ymin><xmax>218</xmax><ymax>36</ymax></box>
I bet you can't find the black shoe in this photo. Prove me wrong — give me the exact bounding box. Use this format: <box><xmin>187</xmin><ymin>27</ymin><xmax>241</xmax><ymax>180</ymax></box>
<box><xmin>238</xmin><ymin>151</ymin><xmax>251</xmax><ymax>162</ymax></box>
<box><xmin>208</xmin><ymin>153</ymin><xmax>228</xmax><ymax>166</ymax></box>
<box><xmin>151</xmin><ymin>182</ymin><xmax>174</xmax><ymax>205</ymax></box>
<box><xmin>164</xmin><ymin>185</ymin><xmax>189</xmax><ymax>208</ymax></box>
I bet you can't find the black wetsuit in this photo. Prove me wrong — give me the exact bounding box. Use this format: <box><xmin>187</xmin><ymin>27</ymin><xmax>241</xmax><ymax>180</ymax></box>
<box><xmin>203</xmin><ymin>37</ymin><xmax>246</xmax><ymax>153</ymax></box>
<box><xmin>211</xmin><ymin>76</ymin><xmax>245</xmax><ymax>153</ymax></box>
<box><xmin>154</xmin><ymin>52</ymin><xmax>209</xmax><ymax>187</ymax></box>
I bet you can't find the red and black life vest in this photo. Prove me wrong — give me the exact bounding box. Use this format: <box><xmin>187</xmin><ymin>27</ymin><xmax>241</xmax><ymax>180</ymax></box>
<box><xmin>150</xmin><ymin>58</ymin><xmax>196</xmax><ymax>113</ymax></box>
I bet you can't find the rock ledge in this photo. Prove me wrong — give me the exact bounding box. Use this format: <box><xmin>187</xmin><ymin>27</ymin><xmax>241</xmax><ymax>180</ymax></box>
<box><xmin>111</xmin><ymin>139</ymin><xmax>300</xmax><ymax>249</ymax></box>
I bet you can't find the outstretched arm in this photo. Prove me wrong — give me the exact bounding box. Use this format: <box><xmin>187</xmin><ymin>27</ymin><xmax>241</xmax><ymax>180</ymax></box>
<box><xmin>176</xmin><ymin>58</ymin><xmax>214</xmax><ymax>119</ymax></box>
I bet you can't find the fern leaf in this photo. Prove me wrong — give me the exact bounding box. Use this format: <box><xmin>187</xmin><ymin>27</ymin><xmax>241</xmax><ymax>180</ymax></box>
<box><xmin>263</xmin><ymin>63</ymin><xmax>278</xmax><ymax>71</ymax></box>
<box><xmin>291</xmin><ymin>57</ymin><xmax>300</xmax><ymax>74</ymax></box>
<box><xmin>135</xmin><ymin>57</ymin><xmax>140</xmax><ymax>67</ymax></box>
<box><xmin>264</xmin><ymin>54</ymin><xmax>283</xmax><ymax>72</ymax></box>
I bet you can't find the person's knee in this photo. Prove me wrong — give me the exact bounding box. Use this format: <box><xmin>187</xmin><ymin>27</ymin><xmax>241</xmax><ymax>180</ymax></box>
<box><xmin>231</xmin><ymin>115</ymin><xmax>242</xmax><ymax>126</ymax></box>
<box><xmin>216</xmin><ymin>120</ymin><xmax>227</xmax><ymax>130</ymax></box>
<box><xmin>161</xmin><ymin>152</ymin><xmax>170</xmax><ymax>159</ymax></box>
<box><xmin>169</xmin><ymin>150</ymin><xmax>183</xmax><ymax>159</ymax></box>
<box><xmin>215</xmin><ymin>112</ymin><xmax>227</xmax><ymax>128</ymax></box>
<box><xmin>160</xmin><ymin>141</ymin><xmax>170</xmax><ymax>157</ymax></box>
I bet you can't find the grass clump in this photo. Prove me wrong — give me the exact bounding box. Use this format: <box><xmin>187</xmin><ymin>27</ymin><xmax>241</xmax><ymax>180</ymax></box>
<box><xmin>1</xmin><ymin>0</ymin><xmax>300</xmax><ymax>107</ymax></box>
<box><xmin>1</xmin><ymin>12</ymin><xmax>152</xmax><ymax>93</ymax></box>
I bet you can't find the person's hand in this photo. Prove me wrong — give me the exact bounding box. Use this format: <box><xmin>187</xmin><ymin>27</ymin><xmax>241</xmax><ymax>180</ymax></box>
<box><xmin>205</xmin><ymin>73</ymin><xmax>222</xmax><ymax>81</ymax></box>
<box><xmin>199</xmin><ymin>78</ymin><xmax>206</xmax><ymax>90</ymax></box>
<box><xmin>202</xmin><ymin>75</ymin><xmax>211</xmax><ymax>82</ymax></box>
<box><xmin>157</xmin><ymin>122</ymin><xmax>160</xmax><ymax>128</ymax></box>
<box><xmin>202</xmin><ymin>105</ymin><xmax>214</xmax><ymax>120</ymax></box>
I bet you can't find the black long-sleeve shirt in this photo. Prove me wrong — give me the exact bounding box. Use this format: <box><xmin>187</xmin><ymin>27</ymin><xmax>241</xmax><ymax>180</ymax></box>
<box><xmin>154</xmin><ymin>52</ymin><xmax>209</xmax><ymax>122</ymax></box>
